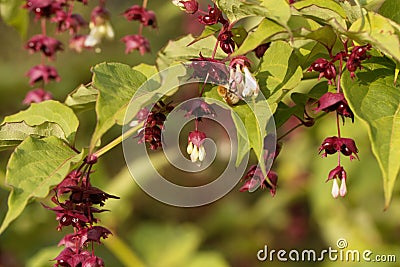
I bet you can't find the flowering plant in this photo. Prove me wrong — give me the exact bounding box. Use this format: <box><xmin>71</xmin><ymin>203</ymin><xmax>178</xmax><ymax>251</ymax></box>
<box><xmin>0</xmin><ymin>0</ymin><xmax>399</xmax><ymax>265</ymax></box>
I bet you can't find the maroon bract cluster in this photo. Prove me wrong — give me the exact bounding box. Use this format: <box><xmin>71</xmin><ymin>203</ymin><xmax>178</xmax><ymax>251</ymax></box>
<box><xmin>240</xmin><ymin>166</ymin><xmax>278</xmax><ymax>197</ymax></box>
<box><xmin>346</xmin><ymin>44</ymin><xmax>371</xmax><ymax>78</ymax></box>
<box><xmin>45</xmin><ymin>156</ymin><xmax>119</xmax><ymax>267</ymax></box>
<box><xmin>122</xmin><ymin>5</ymin><xmax>157</xmax><ymax>28</ymax></box>
<box><xmin>23</xmin><ymin>88</ymin><xmax>53</xmax><ymax>104</ymax></box>
<box><xmin>190</xmin><ymin>54</ymin><xmax>229</xmax><ymax>83</ymax></box>
<box><xmin>22</xmin><ymin>0</ymin><xmax>114</xmax><ymax>105</ymax></box>
<box><xmin>198</xmin><ymin>4</ymin><xmax>226</xmax><ymax>25</ymax></box>
<box><xmin>319</xmin><ymin>136</ymin><xmax>359</xmax><ymax>160</ymax></box>
<box><xmin>121</xmin><ymin>34</ymin><xmax>150</xmax><ymax>55</ymax></box>
<box><xmin>136</xmin><ymin>101</ymin><xmax>174</xmax><ymax>150</ymax></box>
<box><xmin>121</xmin><ymin>3</ymin><xmax>157</xmax><ymax>55</ymax></box>
<box><xmin>308</xmin><ymin>58</ymin><xmax>337</xmax><ymax>84</ymax></box>
<box><xmin>314</xmin><ymin>92</ymin><xmax>354</xmax><ymax>123</ymax></box>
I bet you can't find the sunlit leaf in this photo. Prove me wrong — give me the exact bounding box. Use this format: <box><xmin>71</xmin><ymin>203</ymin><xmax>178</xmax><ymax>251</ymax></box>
<box><xmin>89</xmin><ymin>62</ymin><xmax>147</xmax><ymax>149</ymax></box>
<box><xmin>0</xmin><ymin>0</ymin><xmax>28</xmax><ymax>37</ymax></box>
<box><xmin>0</xmin><ymin>121</ymin><xmax>65</xmax><ymax>150</ymax></box>
<box><xmin>341</xmin><ymin>57</ymin><xmax>400</xmax><ymax>209</ymax></box>
<box><xmin>0</xmin><ymin>136</ymin><xmax>83</xmax><ymax>234</ymax></box>
<box><xmin>64</xmin><ymin>84</ymin><xmax>97</xmax><ymax>112</ymax></box>
<box><xmin>2</xmin><ymin>100</ymin><xmax>79</xmax><ymax>144</ymax></box>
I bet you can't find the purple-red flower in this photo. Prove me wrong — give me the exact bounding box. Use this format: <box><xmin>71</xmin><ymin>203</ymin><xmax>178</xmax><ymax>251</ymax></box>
<box><xmin>240</xmin><ymin>166</ymin><xmax>278</xmax><ymax>196</ymax></box>
<box><xmin>327</xmin><ymin>165</ymin><xmax>347</xmax><ymax>198</ymax></box>
<box><xmin>308</xmin><ymin>58</ymin><xmax>337</xmax><ymax>84</ymax></box>
<box><xmin>23</xmin><ymin>0</ymin><xmax>63</xmax><ymax>20</ymax></box>
<box><xmin>187</xmin><ymin>130</ymin><xmax>207</xmax><ymax>163</ymax></box>
<box><xmin>25</xmin><ymin>34</ymin><xmax>63</xmax><ymax>59</ymax></box>
<box><xmin>254</xmin><ymin>43</ymin><xmax>270</xmax><ymax>58</ymax></box>
<box><xmin>69</xmin><ymin>35</ymin><xmax>91</xmax><ymax>53</ymax></box>
<box><xmin>198</xmin><ymin>4</ymin><xmax>225</xmax><ymax>25</ymax></box>
<box><xmin>180</xmin><ymin>99</ymin><xmax>216</xmax><ymax>118</ymax></box>
<box><xmin>346</xmin><ymin>44</ymin><xmax>371</xmax><ymax>78</ymax></box>
<box><xmin>23</xmin><ymin>88</ymin><xmax>53</xmax><ymax>105</ymax></box>
<box><xmin>84</xmin><ymin>6</ymin><xmax>114</xmax><ymax>47</ymax></box>
<box><xmin>319</xmin><ymin>136</ymin><xmax>359</xmax><ymax>160</ymax></box>
<box><xmin>172</xmin><ymin>0</ymin><xmax>199</xmax><ymax>14</ymax></box>
<box><xmin>218</xmin><ymin>27</ymin><xmax>235</xmax><ymax>54</ymax></box>
<box><xmin>26</xmin><ymin>64</ymin><xmax>60</xmax><ymax>86</ymax></box>
<box><xmin>314</xmin><ymin>92</ymin><xmax>354</xmax><ymax>123</ymax></box>
<box><xmin>121</xmin><ymin>34</ymin><xmax>150</xmax><ymax>55</ymax></box>
<box><xmin>190</xmin><ymin>54</ymin><xmax>229</xmax><ymax>83</ymax></box>
<box><xmin>122</xmin><ymin>5</ymin><xmax>157</xmax><ymax>28</ymax></box>
<box><xmin>52</xmin><ymin>11</ymin><xmax>87</xmax><ymax>34</ymax></box>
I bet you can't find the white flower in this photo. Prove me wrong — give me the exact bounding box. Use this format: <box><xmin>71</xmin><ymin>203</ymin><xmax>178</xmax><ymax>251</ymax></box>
<box><xmin>242</xmin><ymin>66</ymin><xmax>259</xmax><ymax>98</ymax></box>
<box><xmin>339</xmin><ymin>178</ymin><xmax>347</xmax><ymax>197</ymax></box>
<box><xmin>331</xmin><ymin>179</ymin><xmax>339</xmax><ymax>198</ymax></box>
<box><xmin>84</xmin><ymin>21</ymin><xmax>114</xmax><ymax>47</ymax></box>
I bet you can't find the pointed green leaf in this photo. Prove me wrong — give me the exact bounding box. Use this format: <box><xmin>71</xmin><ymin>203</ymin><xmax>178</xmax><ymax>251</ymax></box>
<box><xmin>90</xmin><ymin>62</ymin><xmax>147</xmax><ymax>149</ymax></box>
<box><xmin>232</xmin><ymin>18</ymin><xmax>286</xmax><ymax>56</ymax></box>
<box><xmin>156</xmin><ymin>35</ymin><xmax>225</xmax><ymax>70</ymax></box>
<box><xmin>65</xmin><ymin>84</ymin><xmax>98</xmax><ymax>112</ymax></box>
<box><xmin>0</xmin><ymin>136</ymin><xmax>83</xmax><ymax>234</ymax></box>
<box><xmin>215</xmin><ymin>0</ymin><xmax>269</xmax><ymax>23</ymax></box>
<box><xmin>0</xmin><ymin>121</ymin><xmax>65</xmax><ymax>150</ymax></box>
<box><xmin>257</xmin><ymin>41</ymin><xmax>303</xmax><ymax>111</ymax></box>
<box><xmin>2</xmin><ymin>100</ymin><xmax>79</xmax><ymax>144</ymax></box>
<box><xmin>188</xmin><ymin>24</ymin><xmax>221</xmax><ymax>46</ymax></box>
<box><xmin>305</xmin><ymin>26</ymin><xmax>337</xmax><ymax>50</ymax></box>
<box><xmin>261</xmin><ymin>0</ymin><xmax>291</xmax><ymax>25</ymax></box>
<box><xmin>347</xmin><ymin>12</ymin><xmax>400</xmax><ymax>63</ymax></box>
<box><xmin>341</xmin><ymin>57</ymin><xmax>400</xmax><ymax>209</ymax></box>
<box><xmin>293</xmin><ymin>0</ymin><xmax>347</xmax><ymax>28</ymax></box>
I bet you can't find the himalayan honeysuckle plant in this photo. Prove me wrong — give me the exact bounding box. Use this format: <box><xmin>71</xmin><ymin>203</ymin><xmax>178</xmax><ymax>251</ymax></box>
<box><xmin>1</xmin><ymin>0</ymin><xmax>400</xmax><ymax>266</ymax></box>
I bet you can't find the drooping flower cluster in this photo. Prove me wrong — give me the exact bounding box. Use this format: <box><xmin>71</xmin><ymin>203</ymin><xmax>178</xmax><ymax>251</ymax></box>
<box><xmin>136</xmin><ymin>101</ymin><xmax>174</xmax><ymax>150</ymax></box>
<box><xmin>45</xmin><ymin>155</ymin><xmax>119</xmax><ymax>267</ymax></box>
<box><xmin>308</xmin><ymin>43</ymin><xmax>371</xmax><ymax>84</ymax></box>
<box><xmin>229</xmin><ymin>56</ymin><xmax>259</xmax><ymax>98</ymax></box>
<box><xmin>310</xmin><ymin>42</ymin><xmax>369</xmax><ymax>198</ymax></box>
<box><xmin>22</xmin><ymin>0</ymin><xmax>116</xmax><ymax>104</ymax></box>
<box><xmin>121</xmin><ymin>3</ymin><xmax>157</xmax><ymax>55</ymax></box>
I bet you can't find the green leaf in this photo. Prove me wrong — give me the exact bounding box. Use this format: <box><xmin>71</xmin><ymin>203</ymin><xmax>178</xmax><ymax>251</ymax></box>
<box><xmin>188</xmin><ymin>24</ymin><xmax>221</xmax><ymax>46</ymax></box>
<box><xmin>261</xmin><ymin>0</ymin><xmax>291</xmax><ymax>25</ymax></box>
<box><xmin>156</xmin><ymin>35</ymin><xmax>225</xmax><ymax>70</ymax></box>
<box><xmin>0</xmin><ymin>136</ymin><xmax>83</xmax><ymax>234</ymax></box>
<box><xmin>293</xmin><ymin>0</ymin><xmax>347</xmax><ymax>28</ymax></box>
<box><xmin>379</xmin><ymin>0</ymin><xmax>400</xmax><ymax>25</ymax></box>
<box><xmin>341</xmin><ymin>57</ymin><xmax>400</xmax><ymax>209</ymax></box>
<box><xmin>0</xmin><ymin>121</ymin><xmax>65</xmax><ymax>150</ymax></box>
<box><xmin>257</xmin><ymin>41</ymin><xmax>303</xmax><ymax>111</ymax></box>
<box><xmin>232</xmin><ymin>18</ymin><xmax>286</xmax><ymax>56</ymax></box>
<box><xmin>347</xmin><ymin>12</ymin><xmax>400</xmax><ymax>64</ymax></box>
<box><xmin>305</xmin><ymin>25</ymin><xmax>337</xmax><ymax>50</ymax></box>
<box><xmin>90</xmin><ymin>62</ymin><xmax>147</xmax><ymax>150</ymax></box>
<box><xmin>0</xmin><ymin>0</ymin><xmax>28</xmax><ymax>37</ymax></box>
<box><xmin>215</xmin><ymin>0</ymin><xmax>269</xmax><ymax>23</ymax></box>
<box><xmin>64</xmin><ymin>84</ymin><xmax>98</xmax><ymax>112</ymax></box>
<box><xmin>2</xmin><ymin>100</ymin><xmax>79</xmax><ymax>144</ymax></box>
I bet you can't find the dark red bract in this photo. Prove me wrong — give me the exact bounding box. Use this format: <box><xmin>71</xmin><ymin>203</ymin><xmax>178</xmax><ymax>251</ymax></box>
<box><xmin>198</xmin><ymin>4</ymin><xmax>224</xmax><ymax>25</ymax></box>
<box><xmin>23</xmin><ymin>88</ymin><xmax>53</xmax><ymax>104</ymax></box>
<box><xmin>121</xmin><ymin>34</ymin><xmax>150</xmax><ymax>55</ymax></box>
<box><xmin>308</xmin><ymin>58</ymin><xmax>337</xmax><ymax>84</ymax></box>
<box><xmin>26</xmin><ymin>64</ymin><xmax>60</xmax><ymax>86</ymax></box>
<box><xmin>122</xmin><ymin>5</ymin><xmax>157</xmax><ymax>28</ymax></box>
<box><xmin>25</xmin><ymin>34</ymin><xmax>63</xmax><ymax>59</ymax></box>
<box><xmin>319</xmin><ymin>136</ymin><xmax>359</xmax><ymax>160</ymax></box>
<box><xmin>314</xmin><ymin>92</ymin><xmax>354</xmax><ymax>123</ymax></box>
<box><xmin>240</xmin><ymin>166</ymin><xmax>278</xmax><ymax>196</ymax></box>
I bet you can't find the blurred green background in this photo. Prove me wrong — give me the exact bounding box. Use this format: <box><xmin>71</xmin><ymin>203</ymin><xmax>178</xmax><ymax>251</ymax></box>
<box><xmin>1</xmin><ymin>1</ymin><xmax>400</xmax><ymax>267</ymax></box>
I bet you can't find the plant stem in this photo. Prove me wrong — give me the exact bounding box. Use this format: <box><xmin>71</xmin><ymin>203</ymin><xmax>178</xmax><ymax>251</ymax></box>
<box><xmin>92</xmin><ymin>123</ymin><xmax>144</xmax><ymax>158</ymax></box>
